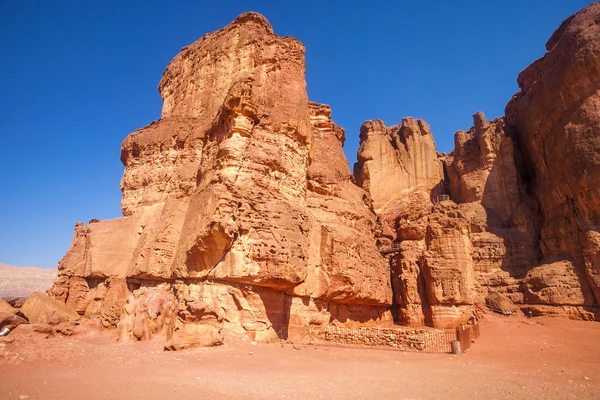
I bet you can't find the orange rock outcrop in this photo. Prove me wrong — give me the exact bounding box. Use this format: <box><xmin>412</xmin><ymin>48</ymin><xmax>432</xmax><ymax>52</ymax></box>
<box><xmin>354</xmin><ymin>3</ymin><xmax>600</xmax><ymax>326</ymax></box>
<box><xmin>505</xmin><ymin>2</ymin><xmax>600</xmax><ymax>313</ymax></box>
<box><xmin>49</xmin><ymin>12</ymin><xmax>392</xmax><ymax>348</ymax></box>
<box><xmin>49</xmin><ymin>4</ymin><xmax>600</xmax><ymax>343</ymax></box>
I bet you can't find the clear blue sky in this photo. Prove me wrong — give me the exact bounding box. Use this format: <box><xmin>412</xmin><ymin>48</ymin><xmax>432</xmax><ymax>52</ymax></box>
<box><xmin>0</xmin><ymin>0</ymin><xmax>594</xmax><ymax>269</ymax></box>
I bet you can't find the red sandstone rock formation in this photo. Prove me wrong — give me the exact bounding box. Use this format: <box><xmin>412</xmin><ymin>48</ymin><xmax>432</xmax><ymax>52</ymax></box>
<box><xmin>505</xmin><ymin>2</ymin><xmax>600</xmax><ymax>314</ymax></box>
<box><xmin>354</xmin><ymin>118</ymin><xmax>444</xmax><ymax>213</ymax></box>
<box><xmin>360</xmin><ymin>3</ymin><xmax>600</xmax><ymax>326</ymax></box>
<box><xmin>49</xmin><ymin>12</ymin><xmax>392</xmax><ymax>348</ymax></box>
<box><xmin>445</xmin><ymin>113</ymin><xmax>521</xmax><ymax>221</ymax></box>
<box><xmin>444</xmin><ymin>113</ymin><xmax>541</xmax><ymax>305</ymax></box>
<box><xmin>47</xmin><ymin>4</ymin><xmax>600</xmax><ymax>341</ymax></box>
<box><xmin>20</xmin><ymin>292</ymin><xmax>79</xmax><ymax>326</ymax></box>
<box><xmin>0</xmin><ymin>299</ymin><xmax>27</xmax><ymax>331</ymax></box>
<box><xmin>382</xmin><ymin>193</ymin><xmax>477</xmax><ymax>328</ymax></box>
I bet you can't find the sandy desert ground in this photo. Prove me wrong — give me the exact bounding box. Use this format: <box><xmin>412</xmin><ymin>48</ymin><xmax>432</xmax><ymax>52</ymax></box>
<box><xmin>0</xmin><ymin>314</ymin><xmax>599</xmax><ymax>400</ymax></box>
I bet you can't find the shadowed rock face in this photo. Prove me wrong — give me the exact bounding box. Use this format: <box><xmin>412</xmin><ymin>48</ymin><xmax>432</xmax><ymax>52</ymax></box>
<box><xmin>49</xmin><ymin>12</ymin><xmax>392</xmax><ymax>348</ymax></box>
<box><xmin>48</xmin><ymin>4</ymin><xmax>600</xmax><ymax>340</ymax></box>
<box><xmin>506</xmin><ymin>2</ymin><xmax>600</xmax><ymax>307</ymax></box>
<box><xmin>445</xmin><ymin>113</ymin><xmax>521</xmax><ymax>222</ymax></box>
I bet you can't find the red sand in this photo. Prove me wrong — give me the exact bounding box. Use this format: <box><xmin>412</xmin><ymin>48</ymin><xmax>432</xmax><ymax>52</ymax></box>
<box><xmin>1</xmin><ymin>315</ymin><xmax>599</xmax><ymax>400</ymax></box>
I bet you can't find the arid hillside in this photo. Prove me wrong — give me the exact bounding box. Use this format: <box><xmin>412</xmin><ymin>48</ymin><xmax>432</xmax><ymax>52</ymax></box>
<box><xmin>0</xmin><ymin>263</ymin><xmax>56</xmax><ymax>297</ymax></box>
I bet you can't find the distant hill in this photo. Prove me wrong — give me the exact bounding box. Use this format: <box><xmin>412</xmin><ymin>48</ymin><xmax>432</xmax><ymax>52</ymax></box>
<box><xmin>0</xmin><ymin>263</ymin><xmax>57</xmax><ymax>297</ymax></box>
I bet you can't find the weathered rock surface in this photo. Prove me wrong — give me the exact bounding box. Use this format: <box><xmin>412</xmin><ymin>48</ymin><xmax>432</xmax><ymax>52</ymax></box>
<box><xmin>444</xmin><ymin>112</ymin><xmax>541</xmax><ymax>301</ymax></box>
<box><xmin>49</xmin><ymin>12</ymin><xmax>391</xmax><ymax>348</ymax></box>
<box><xmin>522</xmin><ymin>260</ymin><xmax>594</xmax><ymax>306</ymax></box>
<box><xmin>0</xmin><ymin>299</ymin><xmax>16</xmax><ymax>319</ymax></box>
<box><xmin>385</xmin><ymin>194</ymin><xmax>476</xmax><ymax>327</ymax></box>
<box><xmin>485</xmin><ymin>292</ymin><xmax>518</xmax><ymax>315</ymax></box>
<box><xmin>118</xmin><ymin>285</ymin><xmax>177</xmax><ymax>343</ymax></box>
<box><xmin>506</xmin><ymin>2</ymin><xmax>600</xmax><ymax>308</ymax></box>
<box><xmin>47</xmin><ymin>4</ymin><xmax>600</xmax><ymax>340</ymax></box>
<box><xmin>365</xmin><ymin>3</ymin><xmax>600</xmax><ymax>326</ymax></box>
<box><xmin>21</xmin><ymin>292</ymin><xmax>79</xmax><ymax>326</ymax></box>
<box><xmin>302</xmin><ymin>103</ymin><xmax>391</xmax><ymax>305</ymax></box>
<box><xmin>354</xmin><ymin>118</ymin><xmax>444</xmax><ymax>213</ymax></box>
<box><xmin>445</xmin><ymin>113</ymin><xmax>522</xmax><ymax>222</ymax></box>
<box><xmin>0</xmin><ymin>299</ymin><xmax>27</xmax><ymax>331</ymax></box>
<box><xmin>3</xmin><ymin>297</ymin><xmax>27</xmax><ymax>308</ymax></box>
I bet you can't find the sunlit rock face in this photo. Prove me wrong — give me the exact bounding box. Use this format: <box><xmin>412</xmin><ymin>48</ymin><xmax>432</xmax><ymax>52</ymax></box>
<box><xmin>49</xmin><ymin>4</ymin><xmax>600</xmax><ymax>341</ymax></box>
<box><xmin>362</xmin><ymin>3</ymin><xmax>600</xmax><ymax>327</ymax></box>
<box><xmin>49</xmin><ymin>12</ymin><xmax>392</xmax><ymax>348</ymax></box>
<box><xmin>354</xmin><ymin>118</ymin><xmax>444</xmax><ymax>213</ymax></box>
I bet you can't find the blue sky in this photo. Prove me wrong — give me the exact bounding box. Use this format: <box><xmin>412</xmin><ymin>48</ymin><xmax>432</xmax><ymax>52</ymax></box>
<box><xmin>0</xmin><ymin>0</ymin><xmax>594</xmax><ymax>269</ymax></box>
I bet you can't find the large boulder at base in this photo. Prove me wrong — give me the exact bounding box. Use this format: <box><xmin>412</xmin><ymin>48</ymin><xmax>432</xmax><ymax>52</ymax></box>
<box><xmin>485</xmin><ymin>292</ymin><xmax>518</xmax><ymax>315</ymax></box>
<box><xmin>165</xmin><ymin>324</ymin><xmax>223</xmax><ymax>350</ymax></box>
<box><xmin>20</xmin><ymin>292</ymin><xmax>79</xmax><ymax>326</ymax></box>
<box><xmin>0</xmin><ymin>298</ymin><xmax>27</xmax><ymax>331</ymax></box>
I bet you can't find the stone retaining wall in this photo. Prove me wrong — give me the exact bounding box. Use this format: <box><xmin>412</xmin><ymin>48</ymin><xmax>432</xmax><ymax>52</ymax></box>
<box><xmin>309</xmin><ymin>326</ymin><xmax>454</xmax><ymax>353</ymax></box>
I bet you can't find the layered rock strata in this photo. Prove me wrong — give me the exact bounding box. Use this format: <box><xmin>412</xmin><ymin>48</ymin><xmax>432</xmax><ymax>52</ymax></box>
<box><xmin>49</xmin><ymin>13</ymin><xmax>392</xmax><ymax>348</ymax></box>
<box><xmin>505</xmin><ymin>2</ymin><xmax>600</xmax><ymax>312</ymax></box>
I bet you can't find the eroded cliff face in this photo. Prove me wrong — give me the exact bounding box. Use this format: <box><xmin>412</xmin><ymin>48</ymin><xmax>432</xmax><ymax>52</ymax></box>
<box><xmin>359</xmin><ymin>3</ymin><xmax>600</xmax><ymax>327</ymax></box>
<box><xmin>49</xmin><ymin>13</ymin><xmax>392</xmax><ymax>349</ymax></box>
<box><xmin>505</xmin><ymin>2</ymin><xmax>600</xmax><ymax>311</ymax></box>
<box><xmin>354</xmin><ymin>118</ymin><xmax>444</xmax><ymax>213</ymax></box>
<box><xmin>377</xmin><ymin>112</ymin><xmax>542</xmax><ymax>327</ymax></box>
<box><xmin>49</xmin><ymin>4</ymin><xmax>600</xmax><ymax>341</ymax></box>
<box><xmin>444</xmin><ymin>113</ymin><xmax>541</xmax><ymax>300</ymax></box>
<box><xmin>387</xmin><ymin>194</ymin><xmax>477</xmax><ymax>328</ymax></box>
